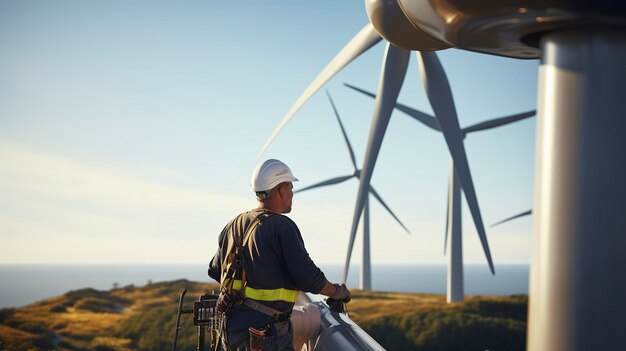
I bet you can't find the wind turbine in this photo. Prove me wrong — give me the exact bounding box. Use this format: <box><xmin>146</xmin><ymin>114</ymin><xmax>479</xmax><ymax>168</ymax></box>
<box><xmin>264</xmin><ymin>1</ymin><xmax>625</xmax><ymax>349</ymax></box>
<box><xmin>257</xmin><ymin>21</ymin><xmax>496</xmax><ymax>288</ymax></box>
<box><xmin>346</xmin><ymin>83</ymin><xmax>535</xmax><ymax>302</ymax></box>
<box><xmin>491</xmin><ymin>210</ymin><xmax>532</xmax><ymax>228</ymax></box>
<box><xmin>361</xmin><ymin>4</ymin><xmax>626</xmax><ymax>348</ymax></box>
<box><xmin>296</xmin><ymin>90</ymin><xmax>410</xmax><ymax>291</ymax></box>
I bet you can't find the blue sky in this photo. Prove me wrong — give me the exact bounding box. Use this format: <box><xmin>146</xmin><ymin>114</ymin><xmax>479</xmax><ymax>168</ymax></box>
<box><xmin>0</xmin><ymin>1</ymin><xmax>538</xmax><ymax>270</ymax></box>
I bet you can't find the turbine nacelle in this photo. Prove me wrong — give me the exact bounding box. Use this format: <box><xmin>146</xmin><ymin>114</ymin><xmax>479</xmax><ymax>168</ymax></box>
<box><xmin>367</xmin><ymin>0</ymin><xmax>626</xmax><ymax>59</ymax></box>
<box><xmin>364</xmin><ymin>0</ymin><xmax>449</xmax><ymax>51</ymax></box>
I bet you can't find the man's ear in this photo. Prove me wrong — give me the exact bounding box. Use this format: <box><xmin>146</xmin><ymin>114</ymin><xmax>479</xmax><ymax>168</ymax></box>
<box><xmin>278</xmin><ymin>183</ymin><xmax>287</xmax><ymax>198</ymax></box>
<box><xmin>274</xmin><ymin>183</ymin><xmax>283</xmax><ymax>198</ymax></box>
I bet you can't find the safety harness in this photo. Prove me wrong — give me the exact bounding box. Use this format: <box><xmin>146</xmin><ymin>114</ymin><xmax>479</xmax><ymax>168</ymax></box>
<box><xmin>215</xmin><ymin>210</ymin><xmax>291</xmax><ymax>350</ymax></box>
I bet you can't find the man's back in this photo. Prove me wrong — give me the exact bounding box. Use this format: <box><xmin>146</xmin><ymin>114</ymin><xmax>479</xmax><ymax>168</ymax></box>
<box><xmin>208</xmin><ymin>209</ymin><xmax>327</xmax><ymax>332</ymax></box>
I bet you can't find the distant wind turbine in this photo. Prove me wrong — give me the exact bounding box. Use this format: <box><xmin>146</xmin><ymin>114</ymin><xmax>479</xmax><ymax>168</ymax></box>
<box><xmin>491</xmin><ymin>210</ymin><xmax>533</xmax><ymax>228</ymax></box>
<box><xmin>346</xmin><ymin>83</ymin><xmax>535</xmax><ymax>302</ymax></box>
<box><xmin>255</xmin><ymin>23</ymin><xmax>497</xmax><ymax>292</ymax></box>
<box><xmin>296</xmin><ymin>90</ymin><xmax>410</xmax><ymax>291</ymax></box>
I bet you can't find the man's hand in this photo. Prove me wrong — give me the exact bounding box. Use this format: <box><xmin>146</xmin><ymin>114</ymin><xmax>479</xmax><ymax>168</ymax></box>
<box><xmin>332</xmin><ymin>283</ymin><xmax>351</xmax><ymax>303</ymax></box>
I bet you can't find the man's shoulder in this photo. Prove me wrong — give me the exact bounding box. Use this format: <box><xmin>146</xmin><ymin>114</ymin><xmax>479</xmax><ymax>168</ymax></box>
<box><xmin>263</xmin><ymin>213</ymin><xmax>299</xmax><ymax>231</ymax></box>
<box><xmin>262</xmin><ymin>212</ymin><xmax>288</xmax><ymax>224</ymax></box>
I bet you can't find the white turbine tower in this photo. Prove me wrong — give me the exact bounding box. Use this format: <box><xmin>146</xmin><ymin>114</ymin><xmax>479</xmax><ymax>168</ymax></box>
<box><xmin>295</xmin><ymin>91</ymin><xmax>410</xmax><ymax>291</ymax></box>
<box><xmin>346</xmin><ymin>83</ymin><xmax>535</xmax><ymax>302</ymax></box>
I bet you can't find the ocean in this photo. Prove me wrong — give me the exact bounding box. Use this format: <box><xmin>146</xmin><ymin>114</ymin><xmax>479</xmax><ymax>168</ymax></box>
<box><xmin>0</xmin><ymin>264</ymin><xmax>529</xmax><ymax>309</ymax></box>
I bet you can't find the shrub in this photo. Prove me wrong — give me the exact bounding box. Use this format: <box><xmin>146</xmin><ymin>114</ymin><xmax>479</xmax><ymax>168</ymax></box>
<box><xmin>361</xmin><ymin>305</ymin><xmax>527</xmax><ymax>351</ymax></box>
<box><xmin>462</xmin><ymin>297</ymin><xmax>528</xmax><ymax>322</ymax></box>
<box><xmin>74</xmin><ymin>298</ymin><xmax>122</xmax><ymax>314</ymax></box>
<box><xmin>116</xmin><ymin>305</ymin><xmax>198</xmax><ymax>351</ymax></box>
<box><xmin>50</xmin><ymin>304</ymin><xmax>67</xmax><ymax>313</ymax></box>
<box><xmin>0</xmin><ymin>308</ymin><xmax>15</xmax><ymax>323</ymax></box>
<box><xmin>49</xmin><ymin>300</ymin><xmax>75</xmax><ymax>313</ymax></box>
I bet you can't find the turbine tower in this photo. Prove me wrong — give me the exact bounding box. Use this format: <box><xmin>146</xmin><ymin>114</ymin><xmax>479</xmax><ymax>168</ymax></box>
<box><xmin>295</xmin><ymin>91</ymin><xmax>410</xmax><ymax>290</ymax></box>
<box><xmin>347</xmin><ymin>83</ymin><xmax>535</xmax><ymax>302</ymax></box>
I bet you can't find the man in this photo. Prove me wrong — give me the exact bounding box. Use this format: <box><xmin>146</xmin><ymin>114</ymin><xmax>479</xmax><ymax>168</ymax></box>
<box><xmin>208</xmin><ymin>159</ymin><xmax>351</xmax><ymax>350</ymax></box>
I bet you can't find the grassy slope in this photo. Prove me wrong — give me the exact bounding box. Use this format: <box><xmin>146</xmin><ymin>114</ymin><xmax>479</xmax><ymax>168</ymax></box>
<box><xmin>0</xmin><ymin>281</ymin><xmax>527</xmax><ymax>351</ymax></box>
<box><xmin>351</xmin><ymin>291</ymin><xmax>527</xmax><ymax>351</ymax></box>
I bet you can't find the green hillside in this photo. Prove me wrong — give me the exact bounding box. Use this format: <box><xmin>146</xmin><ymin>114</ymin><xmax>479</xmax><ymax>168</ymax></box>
<box><xmin>0</xmin><ymin>281</ymin><xmax>527</xmax><ymax>350</ymax></box>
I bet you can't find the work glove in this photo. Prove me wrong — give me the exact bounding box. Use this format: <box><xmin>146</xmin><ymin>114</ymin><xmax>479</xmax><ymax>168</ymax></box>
<box><xmin>332</xmin><ymin>283</ymin><xmax>351</xmax><ymax>303</ymax></box>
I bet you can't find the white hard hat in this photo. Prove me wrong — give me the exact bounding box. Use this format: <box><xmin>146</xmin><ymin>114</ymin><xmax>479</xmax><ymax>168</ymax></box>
<box><xmin>251</xmin><ymin>159</ymin><xmax>298</xmax><ymax>192</ymax></box>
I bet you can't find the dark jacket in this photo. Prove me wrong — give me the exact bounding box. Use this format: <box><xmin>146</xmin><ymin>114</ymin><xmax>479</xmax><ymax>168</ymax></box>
<box><xmin>208</xmin><ymin>209</ymin><xmax>327</xmax><ymax>331</ymax></box>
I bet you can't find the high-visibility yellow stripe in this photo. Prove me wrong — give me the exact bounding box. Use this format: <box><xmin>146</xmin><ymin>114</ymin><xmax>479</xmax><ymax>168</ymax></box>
<box><xmin>228</xmin><ymin>279</ymin><xmax>299</xmax><ymax>303</ymax></box>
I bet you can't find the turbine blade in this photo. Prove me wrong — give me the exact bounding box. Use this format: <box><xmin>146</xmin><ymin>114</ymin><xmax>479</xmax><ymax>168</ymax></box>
<box><xmin>491</xmin><ymin>210</ymin><xmax>533</xmax><ymax>227</ymax></box>
<box><xmin>369</xmin><ymin>185</ymin><xmax>410</xmax><ymax>234</ymax></box>
<box><xmin>343</xmin><ymin>43</ymin><xmax>410</xmax><ymax>283</ymax></box>
<box><xmin>417</xmin><ymin>51</ymin><xmax>495</xmax><ymax>275</ymax></box>
<box><xmin>444</xmin><ymin>174</ymin><xmax>451</xmax><ymax>255</ymax></box>
<box><xmin>257</xmin><ymin>24</ymin><xmax>383</xmax><ymax>158</ymax></box>
<box><xmin>463</xmin><ymin>110</ymin><xmax>536</xmax><ymax>134</ymax></box>
<box><xmin>294</xmin><ymin>174</ymin><xmax>355</xmax><ymax>193</ymax></box>
<box><xmin>326</xmin><ymin>90</ymin><xmax>358</xmax><ymax>171</ymax></box>
<box><xmin>345</xmin><ymin>83</ymin><xmax>441</xmax><ymax>131</ymax></box>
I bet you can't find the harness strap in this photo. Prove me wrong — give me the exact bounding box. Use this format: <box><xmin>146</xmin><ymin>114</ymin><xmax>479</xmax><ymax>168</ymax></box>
<box><xmin>243</xmin><ymin>298</ymin><xmax>286</xmax><ymax>319</ymax></box>
<box><xmin>221</xmin><ymin>211</ymin><xmax>271</xmax><ymax>286</ymax></box>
